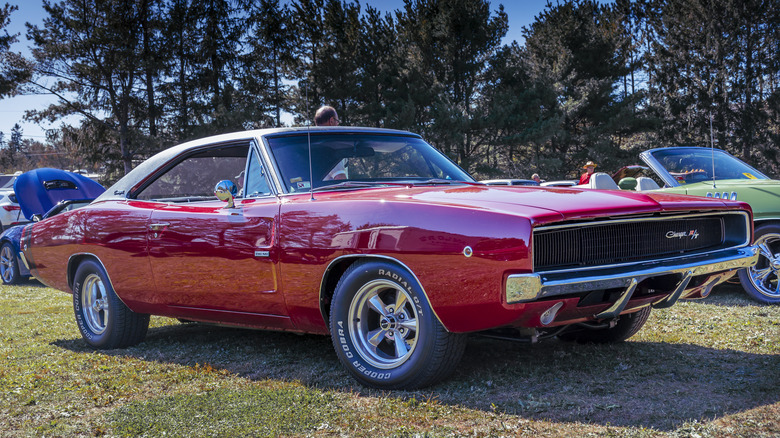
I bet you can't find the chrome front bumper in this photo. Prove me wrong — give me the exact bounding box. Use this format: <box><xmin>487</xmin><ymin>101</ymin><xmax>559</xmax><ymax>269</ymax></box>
<box><xmin>506</xmin><ymin>246</ymin><xmax>759</xmax><ymax>304</ymax></box>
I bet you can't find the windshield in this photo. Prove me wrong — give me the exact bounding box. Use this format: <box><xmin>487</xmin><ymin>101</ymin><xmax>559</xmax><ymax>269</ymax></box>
<box><xmin>266</xmin><ymin>133</ymin><xmax>474</xmax><ymax>193</ymax></box>
<box><xmin>0</xmin><ymin>175</ymin><xmax>15</xmax><ymax>189</ymax></box>
<box><xmin>649</xmin><ymin>148</ymin><xmax>768</xmax><ymax>185</ymax></box>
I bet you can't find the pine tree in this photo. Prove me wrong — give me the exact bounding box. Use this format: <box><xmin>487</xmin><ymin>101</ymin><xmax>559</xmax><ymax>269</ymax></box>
<box><xmin>26</xmin><ymin>0</ymin><xmax>166</xmax><ymax>174</ymax></box>
<box><xmin>520</xmin><ymin>0</ymin><xmax>642</xmax><ymax>177</ymax></box>
<box><xmin>396</xmin><ymin>0</ymin><xmax>508</xmax><ymax>170</ymax></box>
<box><xmin>241</xmin><ymin>0</ymin><xmax>297</xmax><ymax>128</ymax></box>
<box><xmin>0</xmin><ymin>4</ymin><xmax>31</xmax><ymax>98</ymax></box>
<box><xmin>644</xmin><ymin>0</ymin><xmax>779</xmax><ymax>172</ymax></box>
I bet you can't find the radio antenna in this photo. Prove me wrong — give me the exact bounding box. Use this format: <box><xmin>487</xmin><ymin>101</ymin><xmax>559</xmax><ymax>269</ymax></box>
<box><xmin>710</xmin><ymin>111</ymin><xmax>716</xmax><ymax>189</ymax></box>
<box><xmin>306</xmin><ymin>82</ymin><xmax>315</xmax><ymax>201</ymax></box>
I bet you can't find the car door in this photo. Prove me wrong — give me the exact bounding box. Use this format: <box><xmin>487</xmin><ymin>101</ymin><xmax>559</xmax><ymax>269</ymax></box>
<box><xmin>138</xmin><ymin>141</ymin><xmax>288</xmax><ymax>325</ymax></box>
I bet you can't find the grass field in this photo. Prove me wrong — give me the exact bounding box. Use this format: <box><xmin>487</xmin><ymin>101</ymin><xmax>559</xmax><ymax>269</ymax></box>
<box><xmin>1</xmin><ymin>280</ymin><xmax>778</xmax><ymax>437</ymax></box>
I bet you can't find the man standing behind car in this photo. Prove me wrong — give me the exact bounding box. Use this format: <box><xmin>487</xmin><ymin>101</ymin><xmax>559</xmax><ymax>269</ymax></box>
<box><xmin>315</xmin><ymin>105</ymin><xmax>339</xmax><ymax>126</ymax></box>
<box><xmin>315</xmin><ymin>105</ymin><xmax>346</xmax><ymax>180</ymax></box>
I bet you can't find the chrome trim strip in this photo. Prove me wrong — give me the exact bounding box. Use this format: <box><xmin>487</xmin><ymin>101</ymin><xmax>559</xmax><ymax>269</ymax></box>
<box><xmin>506</xmin><ymin>246</ymin><xmax>758</xmax><ymax>304</ymax></box>
<box><xmin>533</xmin><ymin>210</ymin><xmax>748</xmax><ymax>232</ymax></box>
<box><xmin>639</xmin><ymin>149</ymin><xmax>681</xmax><ymax>188</ymax></box>
<box><xmin>255</xmin><ymin>137</ymin><xmax>285</xmax><ymax>195</ymax></box>
<box><xmin>319</xmin><ymin>254</ymin><xmax>449</xmax><ymax>332</ymax></box>
<box><xmin>532</xmin><ymin>211</ymin><xmax>751</xmax><ymax>275</ymax></box>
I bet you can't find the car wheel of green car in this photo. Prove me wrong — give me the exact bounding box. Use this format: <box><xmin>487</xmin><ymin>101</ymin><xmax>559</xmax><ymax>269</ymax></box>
<box><xmin>738</xmin><ymin>223</ymin><xmax>780</xmax><ymax>304</ymax></box>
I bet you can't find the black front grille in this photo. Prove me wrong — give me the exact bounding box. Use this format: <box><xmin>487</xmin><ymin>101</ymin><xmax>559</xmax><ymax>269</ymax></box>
<box><xmin>534</xmin><ymin>215</ymin><xmax>727</xmax><ymax>271</ymax></box>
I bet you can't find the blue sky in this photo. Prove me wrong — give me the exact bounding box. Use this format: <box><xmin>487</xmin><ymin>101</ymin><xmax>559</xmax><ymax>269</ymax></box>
<box><xmin>0</xmin><ymin>1</ymin><xmax>555</xmax><ymax>141</ymax></box>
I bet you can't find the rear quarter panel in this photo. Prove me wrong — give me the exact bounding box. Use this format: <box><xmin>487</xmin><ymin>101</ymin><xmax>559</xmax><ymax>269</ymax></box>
<box><xmin>26</xmin><ymin>200</ymin><xmax>156</xmax><ymax>303</ymax></box>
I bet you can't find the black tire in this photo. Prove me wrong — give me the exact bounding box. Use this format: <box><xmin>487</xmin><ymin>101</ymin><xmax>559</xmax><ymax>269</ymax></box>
<box><xmin>558</xmin><ymin>306</ymin><xmax>652</xmax><ymax>344</ymax></box>
<box><xmin>72</xmin><ymin>259</ymin><xmax>149</xmax><ymax>349</ymax></box>
<box><xmin>737</xmin><ymin>223</ymin><xmax>780</xmax><ymax>304</ymax></box>
<box><xmin>0</xmin><ymin>242</ymin><xmax>21</xmax><ymax>285</ymax></box>
<box><xmin>329</xmin><ymin>259</ymin><xmax>466</xmax><ymax>389</ymax></box>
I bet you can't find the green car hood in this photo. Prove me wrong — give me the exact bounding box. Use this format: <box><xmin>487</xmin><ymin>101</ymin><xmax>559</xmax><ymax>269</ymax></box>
<box><xmin>657</xmin><ymin>179</ymin><xmax>780</xmax><ymax>221</ymax></box>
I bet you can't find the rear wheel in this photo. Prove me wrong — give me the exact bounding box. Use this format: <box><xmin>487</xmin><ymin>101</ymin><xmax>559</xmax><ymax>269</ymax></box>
<box><xmin>738</xmin><ymin>223</ymin><xmax>780</xmax><ymax>304</ymax></box>
<box><xmin>0</xmin><ymin>242</ymin><xmax>20</xmax><ymax>285</ymax></box>
<box><xmin>329</xmin><ymin>260</ymin><xmax>466</xmax><ymax>389</ymax></box>
<box><xmin>73</xmin><ymin>260</ymin><xmax>149</xmax><ymax>349</ymax></box>
<box><xmin>558</xmin><ymin>306</ymin><xmax>652</xmax><ymax>343</ymax></box>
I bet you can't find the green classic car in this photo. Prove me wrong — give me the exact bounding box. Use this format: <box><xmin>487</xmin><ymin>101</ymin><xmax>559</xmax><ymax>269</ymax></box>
<box><xmin>635</xmin><ymin>147</ymin><xmax>780</xmax><ymax>304</ymax></box>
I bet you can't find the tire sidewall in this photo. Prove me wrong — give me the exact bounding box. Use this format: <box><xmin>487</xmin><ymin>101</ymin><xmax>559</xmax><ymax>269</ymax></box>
<box><xmin>330</xmin><ymin>260</ymin><xmax>438</xmax><ymax>388</ymax></box>
<box><xmin>73</xmin><ymin>260</ymin><xmax>116</xmax><ymax>348</ymax></box>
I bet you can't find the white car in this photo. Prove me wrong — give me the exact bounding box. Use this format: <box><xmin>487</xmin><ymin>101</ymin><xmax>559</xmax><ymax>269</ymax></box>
<box><xmin>0</xmin><ymin>190</ymin><xmax>25</xmax><ymax>231</ymax></box>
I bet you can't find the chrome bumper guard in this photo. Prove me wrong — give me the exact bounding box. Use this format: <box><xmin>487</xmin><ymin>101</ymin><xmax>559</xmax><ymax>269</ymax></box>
<box><xmin>506</xmin><ymin>246</ymin><xmax>759</xmax><ymax>304</ymax></box>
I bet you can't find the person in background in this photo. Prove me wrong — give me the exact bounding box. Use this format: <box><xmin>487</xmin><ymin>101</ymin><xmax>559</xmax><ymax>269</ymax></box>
<box><xmin>531</xmin><ymin>173</ymin><xmax>542</xmax><ymax>184</ymax></box>
<box><xmin>315</xmin><ymin>105</ymin><xmax>339</xmax><ymax>126</ymax></box>
<box><xmin>315</xmin><ymin>105</ymin><xmax>346</xmax><ymax>180</ymax></box>
<box><xmin>579</xmin><ymin>161</ymin><xmax>597</xmax><ymax>185</ymax></box>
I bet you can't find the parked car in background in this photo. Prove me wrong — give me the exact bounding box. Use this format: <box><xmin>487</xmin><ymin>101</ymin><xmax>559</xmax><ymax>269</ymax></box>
<box><xmin>624</xmin><ymin>147</ymin><xmax>780</xmax><ymax>304</ymax></box>
<box><xmin>0</xmin><ymin>191</ymin><xmax>25</xmax><ymax>232</ymax></box>
<box><xmin>0</xmin><ymin>168</ymin><xmax>104</xmax><ymax>284</ymax></box>
<box><xmin>540</xmin><ymin>180</ymin><xmax>577</xmax><ymax>187</ymax></box>
<box><xmin>18</xmin><ymin>128</ymin><xmax>758</xmax><ymax>389</ymax></box>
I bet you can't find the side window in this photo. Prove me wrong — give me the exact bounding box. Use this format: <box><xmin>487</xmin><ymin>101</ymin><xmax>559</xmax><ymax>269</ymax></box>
<box><xmin>244</xmin><ymin>149</ymin><xmax>272</xmax><ymax>197</ymax></box>
<box><xmin>136</xmin><ymin>145</ymin><xmax>249</xmax><ymax>201</ymax></box>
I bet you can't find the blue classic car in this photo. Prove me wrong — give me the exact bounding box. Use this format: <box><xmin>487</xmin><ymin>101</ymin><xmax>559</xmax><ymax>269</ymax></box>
<box><xmin>0</xmin><ymin>168</ymin><xmax>104</xmax><ymax>284</ymax></box>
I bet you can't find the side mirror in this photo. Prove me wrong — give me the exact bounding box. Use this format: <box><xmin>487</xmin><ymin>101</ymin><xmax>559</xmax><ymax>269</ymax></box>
<box><xmin>214</xmin><ymin>180</ymin><xmax>238</xmax><ymax>208</ymax></box>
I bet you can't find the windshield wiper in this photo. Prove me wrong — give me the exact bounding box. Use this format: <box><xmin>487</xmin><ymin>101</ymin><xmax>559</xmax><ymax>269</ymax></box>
<box><xmin>410</xmin><ymin>178</ymin><xmax>480</xmax><ymax>186</ymax></box>
<box><xmin>311</xmin><ymin>179</ymin><xmax>478</xmax><ymax>192</ymax></box>
<box><xmin>310</xmin><ymin>181</ymin><xmax>407</xmax><ymax>192</ymax></box>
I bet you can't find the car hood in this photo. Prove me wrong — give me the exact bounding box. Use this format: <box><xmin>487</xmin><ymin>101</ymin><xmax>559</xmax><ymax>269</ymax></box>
<box><xmin>679</xmin><ymin>178</ymin><xmax>780</xmax><ymax>191</ymax></box>
<box><xmin>315</xmin><ymin>184</ymin><xmax>740</xmax><ymax>225</ymax></box>
<box><xmin>15</xmin><ymin>168</ymin><xmax>106</xmax><ymax>220</ymax></box>
<box><xmin>673</xmin><ymin>178</ymin><xmax>780</xmax><ymax>218</ymax></box>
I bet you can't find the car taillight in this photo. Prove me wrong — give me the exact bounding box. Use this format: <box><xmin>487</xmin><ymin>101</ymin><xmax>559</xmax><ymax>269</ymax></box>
<box><xmin>2</xmin><ymin>205</ymin><xmax>20</xmax><ymax>211</ymax></box>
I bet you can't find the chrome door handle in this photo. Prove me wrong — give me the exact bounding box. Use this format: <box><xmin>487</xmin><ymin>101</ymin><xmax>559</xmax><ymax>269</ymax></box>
<box><xmin>149</xmin><ymin>223</ymin><xmax>170</xmax><ymax>231</ymax></box>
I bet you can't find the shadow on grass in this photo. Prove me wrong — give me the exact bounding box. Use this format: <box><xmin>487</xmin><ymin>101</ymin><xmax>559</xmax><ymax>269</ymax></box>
<box><xmin>51</xmin><ymin>317</ymin><xmax>780</xmax><ymax>432</ymax></box>
<box><xmin>699</xmin><ymin>281</ymin><xmax>778</xmax><ymax>308</ymax></box>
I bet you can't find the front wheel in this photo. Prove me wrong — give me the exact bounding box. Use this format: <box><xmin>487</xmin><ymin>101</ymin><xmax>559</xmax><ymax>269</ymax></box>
<box><xmin>738</xmin><ymin>223</ymin><xmax>780</xmax><ymax>304</ymax></box>
<box><xmin>329</xmin><ymin>260</ymin><xmax>466</xmax><ymax>389</ymax></box>
<box><xmin>558</xmin><ymin>306</ymin><xmax>652</xmax><ymax>343</ymax></box>
<box><xmin>0</xmin><ymin>242</ymin><xmax>21</xmax><ymax>285</ymax></box>
<box><xmin>73</xmin><ymin>259</ymin><xmax>150</xmax><ymax>349</ymax></box>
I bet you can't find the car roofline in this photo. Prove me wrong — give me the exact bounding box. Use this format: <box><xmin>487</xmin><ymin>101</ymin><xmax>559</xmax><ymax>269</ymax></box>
<box><xmin>95</xmin><ymin>127</ymin><xmax>424</xmax><ymax>203</ymax></box>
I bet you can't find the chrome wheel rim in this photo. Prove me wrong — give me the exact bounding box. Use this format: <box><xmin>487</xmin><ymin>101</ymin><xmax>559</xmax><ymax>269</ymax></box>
<box><xmin>0</xmin><ymin>245</ymin><xmax>15</xmax><ymax>283</ymax></box>
<box><xmin>747</xmin><ymin>232</ymin><xmax>780</xmax><ymax>299</ymax></box>
<box><xmin>348</xmin><ymin>279</ymin><xmax>419</xmax><ymax>369</ymax></box>
<box><xmin>81</xmin><ymin>273</ymin><xmax>109</xmax><ymax>335</ymax></box>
